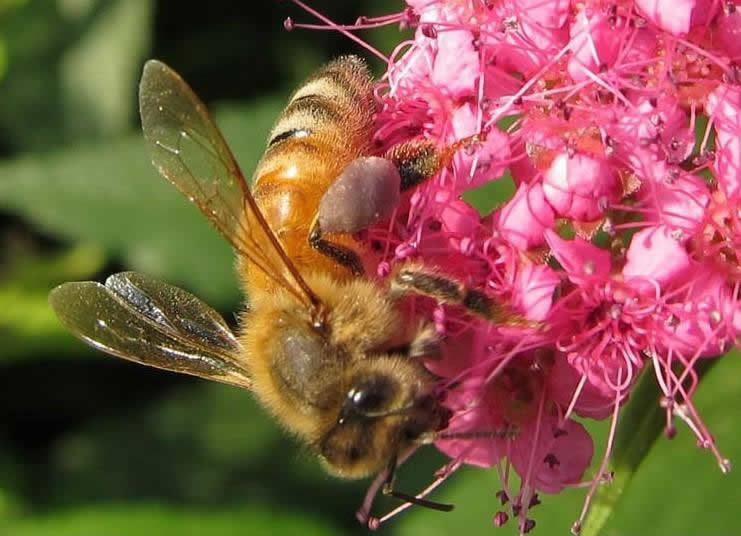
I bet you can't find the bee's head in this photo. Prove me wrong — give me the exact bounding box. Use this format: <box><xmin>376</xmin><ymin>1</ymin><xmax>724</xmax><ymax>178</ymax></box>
<box><xmin>318</xmin><ymin>356</ymin><xmax>448</xmax><ymax>479</ymax></box>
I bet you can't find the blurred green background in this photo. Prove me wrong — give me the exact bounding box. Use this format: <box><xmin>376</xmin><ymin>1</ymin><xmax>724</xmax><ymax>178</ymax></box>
<box><xmin>1</xmin><ymin>1</ymin><xmax>740</xmax><ymax>535</ymax></box>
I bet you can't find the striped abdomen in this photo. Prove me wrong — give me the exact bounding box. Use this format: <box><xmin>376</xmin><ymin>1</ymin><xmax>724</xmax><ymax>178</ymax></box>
<box><xmin>245</xmin><ymin>56</ymin><xmax>378</xmax><ymax>290</ymax></box>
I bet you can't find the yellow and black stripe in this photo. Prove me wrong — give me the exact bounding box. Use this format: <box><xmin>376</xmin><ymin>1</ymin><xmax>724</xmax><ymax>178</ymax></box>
<box><xmin>256</xmin><ymin>55</ymin><xmax>377</xmax><ymax>181</ymax></box>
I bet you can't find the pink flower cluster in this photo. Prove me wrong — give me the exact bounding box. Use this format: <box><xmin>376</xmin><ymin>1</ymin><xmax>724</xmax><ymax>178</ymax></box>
<box><xmin>289</xmin><ymin>0</ymin><xmax>741</xmax><ymax>533</ymax></box>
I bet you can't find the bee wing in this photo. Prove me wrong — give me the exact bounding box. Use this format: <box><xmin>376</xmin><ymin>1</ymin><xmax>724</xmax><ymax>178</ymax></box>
<box><xmin>139</xmin><ymin>59</ymin><xmax>321</xmax><ymax>311</ymax></box>
<box><xmin>49</xmin><ymin>272</ymin><xmax>252</xmax><ymax>389</ymax></box>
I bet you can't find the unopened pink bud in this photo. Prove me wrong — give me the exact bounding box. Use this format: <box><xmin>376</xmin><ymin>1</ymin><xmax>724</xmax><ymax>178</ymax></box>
<box><xmin>542</xmin><ymin>152</ymin><xmax>620</xmax><ymax>221</ymax></box>
<box><xmin>623</xmin><ymin>225</ymin><xmax>691</xmax><ymax>290</ymax></box>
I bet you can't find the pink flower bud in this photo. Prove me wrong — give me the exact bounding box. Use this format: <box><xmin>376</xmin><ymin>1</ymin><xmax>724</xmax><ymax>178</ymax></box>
<box><xmin>433</xmin><ymin>188</ymin><xmax>480</xmax><ymax>237</ymax></box>
<box><xmin>635</xmin><ymin>0</ymin><xmax>719</xmax><ymax>36</ymax></box>
<box><xmin>640</xmin><ymin>170</ymin><xmax>710</xmax><ymax>234</ymax></box>
<box><xmin>431</xmin><ymin>29</ymin><xmax>479</xmax><ymax>98</ymax></box>
<box><xmin>542</xmin><ymin>152</ymin><xmax>620</xmax><ymax>221</ymax></box>
<box><xmin>623</xmin><ymin>225</ymin><xmax>691</xmax><ymax>290</ymax></box>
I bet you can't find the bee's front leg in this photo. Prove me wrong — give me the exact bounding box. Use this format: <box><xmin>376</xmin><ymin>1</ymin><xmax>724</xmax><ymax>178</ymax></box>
<box><xmin>380</xmin><ymin>454</ymin><xmax>454</xmax><ymax>513</ymax></box>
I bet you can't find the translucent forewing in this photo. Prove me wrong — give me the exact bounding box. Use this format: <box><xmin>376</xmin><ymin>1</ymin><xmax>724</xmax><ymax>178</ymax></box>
<box><xmin>49</xmin><ymin>272</ymin><xmax>252</xmax><ymax>389</ymax></box>
<box><xmin>138</xmin><ymin>60</ymin><xmax>321</xmax><ymax>311</ymax></box>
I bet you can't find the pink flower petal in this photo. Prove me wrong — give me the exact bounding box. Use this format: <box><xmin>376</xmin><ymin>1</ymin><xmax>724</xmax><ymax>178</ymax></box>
<box><xmin>435</xmin><ymin>376</ymin><xmax>506</xmax><ymax>468</ymax></box>
<box><xmin>544</xmin><ymin>229</ymin><xmax>612</xmax><ymax>281</ymax></box>
<box><xmin>568</xmin><ymin>8</ymin><xmax>625</xmax><ymax>82</ymax></box>
<box><xmin>512</xmin><ymin>262</ymin><xmax>560</xmax><ymax>322</ymax></box>
<box><xmin>705</xmin><ymin>83</ymin><xmax>741</xmax><ymax>129</ymax></box>
<box><xmin>510</xmin><ymin>413</ymin><xmax>594</xmax><ymax>494</ymax></box>
<box><xmin>498</xmin><ymin>182</ymin><xmax>555</xmax><ymax>250</ymax></box>
<box><xmin>509</xmin><ymin>127</ymin><xmax>565</xmax><ymax>186</ymax></box>
<box><xmin>483</xmin><ymin>2</ymin><xmax>570</xmax><ymax>77</ymax></box>
<box><xmin>549</xmin><ymin>354</ymin><xmax>614</xmax><ymax>419</ymax></box>
<box><xmin>708</xmin><ymin>85</ymin><xmax>741</xmax><ymax>199</ymax></box>
<box><xmin>406</xmin><ymin>0</ymin><xmax>437</xmax><ymax>9</ymax></box>
<box><xmin>450</xmin><ymin>103</ymin><xmax>511</xmax><ymax>189</ymax></box>
<box><xmin>660</xmin><ymin>265</ymin><xmax>741</xmax><ymax>357</ymax></box>
<box><xmin>717</xmin><ymin>9</ymin><xmax>741</xmax><ymax>58</ymax></box>
<box><xmin>519</xmin><ymin>0</ymin><xmax>569</xmax><ymax>29</ymax></box>
<box><xmin>714</xmin><ymin>129</ymin><xmax>741</xmax><ymax>200</ymax></box>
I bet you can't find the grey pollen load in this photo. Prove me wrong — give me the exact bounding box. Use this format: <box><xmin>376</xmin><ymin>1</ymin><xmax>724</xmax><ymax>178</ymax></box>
<box><xmin>318</xmin><ymin>156</ymin><xmax>402</xmax><ymax>234</ymax></box>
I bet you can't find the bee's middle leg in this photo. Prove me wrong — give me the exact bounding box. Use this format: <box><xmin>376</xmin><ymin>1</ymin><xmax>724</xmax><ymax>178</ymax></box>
<box><xmin>390</xmin><ymin>263</ymin><xmax>512</xmax><ymax>323</ymax></box>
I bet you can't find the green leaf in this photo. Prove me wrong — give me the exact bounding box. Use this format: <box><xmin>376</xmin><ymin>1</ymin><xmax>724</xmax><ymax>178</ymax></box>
<box><xmin>0</xmin><ymin>503</ymin><xmax>340</xmax><ymax>536</ymax></box>
<box><xmin>463</xmin><ymin>172</ymin><xmax>515</xmax><ymax>215</ymax></box>
<box><xmin>4</xmin><ymin>243</ymin><xmax>106</xmax><ymax>291</ymax></box>
<box><xmin>0</xmin><ymin>245</ymin><xmax>106</xmax><ymax>361</ymax></box>
<box><xmin>60</xmin><ymin>0</ymin><xmax>153</xmax><ymax>138</ymax></box>
<box><xmin>0</xmin><ymin>100</ymin><xmax>282</xmax><ymax>309</ymax></box>
<box><xmin>600</xmin><ymin>350</ymin><xmax>741</xmax><ymax>536</ymax></box>
<box><xmin>0</xmin><ymin>0</ymin><xmax>152</xmax><ymax>151</ymax></box>
<box><xmin>25</xmin><ymin>382</ymin><xmax>372</xmax><ymax>533</ymax></box>
<box><xmin>581</xmin><ymin>357</ymin><xmax>721</xmax><ymax>536</ymax></box>
<box><xmin>579</xmin><ymin>367</ymin><xmax>664</xmax><ymax>536</ymax></box>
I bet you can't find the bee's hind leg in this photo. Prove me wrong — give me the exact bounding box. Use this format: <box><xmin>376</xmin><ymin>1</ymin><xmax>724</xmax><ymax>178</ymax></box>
<box><xmin>387</xmin><ymin>132</ymin><xmax>486</xmax><ymax>192</ymax></box>
<box><xmin>311</xmin><ymin>156</ymin><xmax>403</xmax><ymax>275</ymax></box>
<box><xmin>308</xmin><ymin>219</ymin><xmax>365</xmax><ymax>276</ymax></box>
<box><xmin>312</xmin><ymin>133</ymin><xmax>485</xmax><ymax>275</ymax></box>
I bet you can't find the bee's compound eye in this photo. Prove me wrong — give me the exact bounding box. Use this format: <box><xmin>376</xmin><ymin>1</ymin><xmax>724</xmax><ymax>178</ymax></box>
<box><xmin>346</xmin><ymin>375</ymin><xmax>394</xmax><ymax>415</ymax></box>
<box><xmin>347</xmin><ymin>387</ymin><xmax>383</xmax><ymax>413</ymax></box>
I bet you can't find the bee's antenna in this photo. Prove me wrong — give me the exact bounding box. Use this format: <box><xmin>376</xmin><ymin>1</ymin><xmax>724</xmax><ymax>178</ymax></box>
<box><xmin>436</xmin><ymin>427</ymin><xmax>515</xmax><ymax>440</ymax></box>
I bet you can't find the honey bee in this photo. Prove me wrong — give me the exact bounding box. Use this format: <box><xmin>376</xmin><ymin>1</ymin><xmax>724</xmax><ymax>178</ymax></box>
<box><xmin>50</xmin><ymin>56</ymin><xmax>502</xmax><ymax>518</ymax></box>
